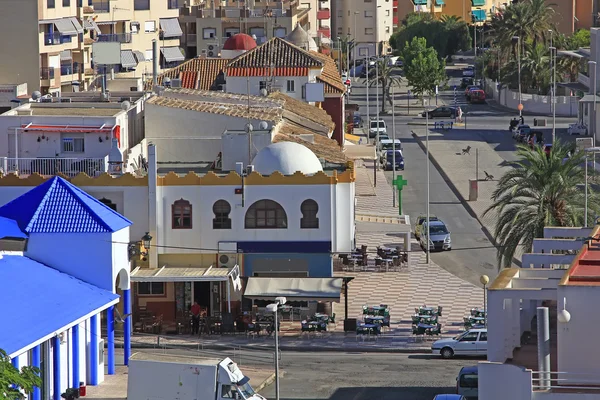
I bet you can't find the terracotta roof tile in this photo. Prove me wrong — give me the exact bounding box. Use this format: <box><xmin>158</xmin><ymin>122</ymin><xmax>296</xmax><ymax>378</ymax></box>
<box><xmin>309</xmin><ymin>51</ymin><xmax>346</xmax><ymax>95</ymax></box>
<box><xmin>225</xmin><ymin>37</ymin><xmax>323</xmax><ymax>77</ymax></box>
<box><xmin>149</xmin><ymin>58</ymin><xmax>229</xmax><ymax>90</ymax></box>
<box><xmin>274</xmin><ymin>123</ymin><xmax>346</xmax><ymax>164</ymax></box>
<box><xmin>268</xmin><ymin>92</ymin><xmax>335</xmax><ymax>134</ymax></box>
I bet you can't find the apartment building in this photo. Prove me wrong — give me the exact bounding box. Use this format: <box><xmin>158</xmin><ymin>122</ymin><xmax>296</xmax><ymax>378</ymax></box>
<box><xmin>178</xmin><ymin>0</ymin><xmax>310</xmax><ymax>58</ymax></box>
<box><xmin>298</xmin><ymin>0</ymin><xmax>332</xmax><ymax>43</ymax></box>
<box><xmin>0</xmin><ymin>0</ymin><xmax>182</xmax><ymax>96</ymax></box>
<box><xmin>334</xmin><ymin>0</ymin><xmax>394</xmax><ymax>57</ymax></box>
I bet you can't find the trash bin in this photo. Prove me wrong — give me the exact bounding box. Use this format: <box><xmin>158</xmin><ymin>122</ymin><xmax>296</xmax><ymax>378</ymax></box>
<box><xmin>344</xmin><ymin>318</ymin><xmax>357</xmax><ymax>332</ymax></box>
<box><xmin>469</xmin><ymin>179</ymin><xmax>478</xmax><ymax>201</ymax></box>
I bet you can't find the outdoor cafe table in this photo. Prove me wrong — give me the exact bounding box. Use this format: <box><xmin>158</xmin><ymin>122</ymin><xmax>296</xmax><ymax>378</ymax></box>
<box><xmin>364</xmin><ymin>316</ymin><xmax>385</xmax><ymax>324</ymax></box>
<box><xmin>314</xmin><ymin>313</ymin><xmax>330</xmax><ymax>322</ymax></box>
<box><xmin>357</xmin><ymin>323</ymin><xmax>381</xmax><ymax>335</ymax></box>
<box><xmin>418</xmin><ymin>307</ymin><xmax>435</xmax><ymax>315</ymax></box>
<box><xmin>469</xmin><ymin>316</ymin><xmax>485</xmax><ymax>323</ymax></box>
<box><xmin>471</xmin><ymin>308</ymin><xmax>487</xmax><ymax>317</ymax></box>
<box><xmin>417</xmin><ymin>323</ymin><xmax>436</xmax><ymax>329</ymax></box>
<box><xmin>414</xmin><ymin>314</ymin><xmax>436</xmax><ymax>321</ymax></box>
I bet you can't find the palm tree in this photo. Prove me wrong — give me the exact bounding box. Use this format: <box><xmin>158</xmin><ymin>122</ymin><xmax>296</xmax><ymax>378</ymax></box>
<box><xmin>337</xmin><ymin>35</ymin><xmax>355</xmax><ymax>72</ymax></box>
<box><xmin>366</xmin><ymin>60</ymin><xmax>403</xmax><ymax>113</ymax></box>
<box><xmin>520</xmin><ymin>43</ymin><xmax>551</xmax><ymax>91</ymax></box>
<box><xmin>484</xmin><ymin>141</ymin><xmax>600</xmax><ymax>268</ymax></box>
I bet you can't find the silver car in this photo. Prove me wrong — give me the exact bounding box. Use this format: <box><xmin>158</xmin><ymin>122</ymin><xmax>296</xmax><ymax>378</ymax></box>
<box><xmin>419</xmin><ymin>220</ymin><xmax>451</xmax><ymax>251</ymax></box>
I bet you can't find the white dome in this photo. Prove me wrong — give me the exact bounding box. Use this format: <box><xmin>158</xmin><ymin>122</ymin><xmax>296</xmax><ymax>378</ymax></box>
<box><xmin>252</xmin><ymin>142</ymin><xmax>323</xmax><ymax>175</ymax></box>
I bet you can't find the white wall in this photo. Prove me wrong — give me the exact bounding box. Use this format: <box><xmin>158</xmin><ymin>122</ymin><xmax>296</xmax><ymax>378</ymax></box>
<box><xmin>479</xmin><ymin>362</ymin><xmax>533</xmax><ymax>400</ymax></box>
<box><xmin>144</xmin><ymin>103</ymin><xmax>267</xmax><ymax>163</ymax></box>
<box><xmin>26</xmin><ymin>232</ymin><xmax>114</xmax><ymax>291</ymax></box>
<box><xmin>111</xmin><ymin>228</ymin><xmax>130</xmax><ymax>291</ymax></box>
<box><xmin>334</xmin><ymin>182</ymin><xmax>354</xmax><ymax>252</ymax></box>
<box><xmin>221</xmin><ymin>131</ymin><xmax>273</xmax><ymax>171</ymax></box>
<box><xmin>485</xmin><ymin>80</ymin><xmax>579</xmax><ymax>117</ymax></box>
<box><xmin>225</xmin><ymin>76</ymin><xmax>311</xmax><ymax>101</ymax></box>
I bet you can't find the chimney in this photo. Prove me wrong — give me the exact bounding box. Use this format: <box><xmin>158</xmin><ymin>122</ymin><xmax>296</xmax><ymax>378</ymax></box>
<box><xmin>152</xmin><ymin>39</ymin><xmax>158</xmax><ymax>88</ymax></box>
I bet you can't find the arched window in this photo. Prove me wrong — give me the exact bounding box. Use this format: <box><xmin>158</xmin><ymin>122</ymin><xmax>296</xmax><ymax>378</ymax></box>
<box><xmin>245</xmin><ymin>200</ymin><xmax>287</xmax><ymax>229</ymax></box>
<box><xmin>99</xmin><ymin>197</ymin><xmax>117</xmax><ymax>211</ymax></box>
<box><xmin>300</xmin><ymin>199</ymin><xmax>319</xmax><ymax>229</ymax></box>
<box><xmin>172</xmin><ymin>199</ymin><xmax>192</xmax><ymax>229</ymax></box>
<box><xmin>213</xmin><ymin>200</ymin><xmax>232</xmax><ymax>229</ymax></box>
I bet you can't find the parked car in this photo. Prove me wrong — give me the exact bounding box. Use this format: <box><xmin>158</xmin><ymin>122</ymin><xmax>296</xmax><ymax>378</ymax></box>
<box><xmin>431</xmin><ymin>329</ymin><xmax>487</xmax><ymax>359</ymax></box>
<box><xmin>419</xmin><ymin>220</ymin><xmax>452</xmax><ymax>251</ymax></box>
<box><xmin>369</xmin><ymin>119</ymin><xmax>387</xmax><ymax>138</ymax></box>
<box><xmin>415</xmin><ymin>214</ymin><xmax>438</xmax><ymax>239</ymax></box>
<box><xmin>384</xmin><ymin>150</ymin><xmax>405</xmax><ymax>171</ymax></box>
<box><xmin>433</xmin><ymin>395</ymin><xmax>466</xmax><ymax>400</ymax></box>
<box><xmin>353</xmin><ymin>114</ymin><xmax>363</xmax><ymax>128</ymax></box>
<box><xmin>568</xmin><ymin>123</ymin><xmax>588</xmax><ymax>136</ymax></box>
<box><xmin>379</xmin><ymin>138</ymin><xmax>402</xmax><ymax>152</ymax></box>
<box><xmin>464</xmin><ymin>85</ymin><xmax>479</xmax><ymax>99</ymax></box>
<box><xmin>468</xmin><ymin>89</ymin><xmax>486</xmax><ymax>104</ymax></box>
<box><xmin>422</xmin><ymin>107</ymin><xmax>457</xmax><ymax>118</ymax></box>
<box><xmin>456</xmin><ymin>366</ymin><xmax>479</xmax><ymax>400</ymax></box>
<box><xmin>461</xmin><ymin>77</ymin><xmax>474</xmax><ymax>88</ymax></box>
<box><xmin>462</xmin><ymin>66</ymin><xmax>475</xmax><ymax>77</ymax></box>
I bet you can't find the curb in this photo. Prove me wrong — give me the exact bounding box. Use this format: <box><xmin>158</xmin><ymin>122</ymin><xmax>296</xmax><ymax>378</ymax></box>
<box><xmin>410</xmin><ymin>131</ymin><xmax>501</xmax><ymax>255</ymax></box>
<box><xmin>255</xmin><ymin>371</ymin><xmax>279</xmax><ymax>393</ymax></box>
<box><xmin>128</xmin><ymin>341</ymin><xmax>431</xmax><ymax>354</ymax></box>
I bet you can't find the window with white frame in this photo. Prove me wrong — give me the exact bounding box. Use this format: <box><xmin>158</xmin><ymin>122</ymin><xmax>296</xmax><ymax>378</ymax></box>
<box><xmin>130</xmin><ymin>21</ymin><xmax>140</xmax><ymax>34</ymax></box>
<box><xmin>145</xmin><ymin>49</ymin><xmax>153</xmax><ymax>60</ymax></box>
<box><xmin>286</xmin><ymin>80</ymin><xmax>295</xmax><ymax>92</ymax></box>
<box><xmin>203</xmin><ymin>28</ymin><xmax>216</xmax><ymax>39</ymax></box>
<box><xmin>365</xmin><ymin>28</ymin><xmax>374</xmax><ymax>35</ymax></box>
<box><xmin>62</xmin><ymin>136</ymin><xmax>85</xmax><ymax>153</ymax></box>
<box><xmin>144</xmin><ymin>20</ymin><xmax>156</xmax><ymax>33</ymax></box>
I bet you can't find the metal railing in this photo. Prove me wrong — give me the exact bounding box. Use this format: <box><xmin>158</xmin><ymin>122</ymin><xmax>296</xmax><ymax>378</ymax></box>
<box><xmin>44</xmin><ymin>32</ymin><xmax>72</xmax><ymax>45</ymax></box>
<box><xmin>60</xmin><ymin>64</ymin><xmax>82</xmax><ymax>76</ymax></box>
<box><xmin>40</xmin><ymin>67</ymin><xmax>55</xmax><ymax>80</ymax></box>
<box><xmin>1</xmin><ymin>157</ymin><xmax>107</xmax><ymax>177</ymax></box>
<box><xmin>532</xmin><ymin>371</ymin><xmax>600</xmax><ymax>391</ymax></box>
<box><xmin>97</xmin><ymin>33</ymin><xmax>132</xmax><ymax>43</ymax></box>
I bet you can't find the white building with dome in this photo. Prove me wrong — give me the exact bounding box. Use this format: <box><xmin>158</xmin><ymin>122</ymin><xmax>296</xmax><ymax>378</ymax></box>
<box><xmin>0</xmin><ymin>142</ymin><xmax>355</xmax><ymax>325</ymax></box>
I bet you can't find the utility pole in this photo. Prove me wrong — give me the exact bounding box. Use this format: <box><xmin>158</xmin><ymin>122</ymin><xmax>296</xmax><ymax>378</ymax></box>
<box><xmin>392</xmin><ymin>84</ymin><xmax>396</xmax><ymax>207</ymax></box>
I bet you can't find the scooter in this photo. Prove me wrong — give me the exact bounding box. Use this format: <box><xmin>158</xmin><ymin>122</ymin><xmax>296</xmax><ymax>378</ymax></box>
<box><xmin>509</xmin><ymin>118</ymin><xmax>519</xmax><ymax>132</ymax></box>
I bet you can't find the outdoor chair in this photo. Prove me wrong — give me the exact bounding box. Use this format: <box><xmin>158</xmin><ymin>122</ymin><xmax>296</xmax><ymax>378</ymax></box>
<box><xmin>437</xmin><ymin>306</ymin><xmax>443</xmax><ymax>316</ymax></box>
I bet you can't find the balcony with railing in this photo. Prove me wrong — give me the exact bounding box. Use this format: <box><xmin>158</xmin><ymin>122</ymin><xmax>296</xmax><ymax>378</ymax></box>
<box><xmin>44</xmin><ymin>32</ymin><xmax>73</xmax><ymax>46</ymax></box>
<box><xmin>1</xmin><ymin>157</ymin><xmax>108</xmax><ymax>177</ymax></box>
<box><xmin>317</xmin><ymin>9</ymin><xmax>330</xmax><ymax>20</ymax></box>
<box><xmin>97</xmin><ymin>33</ymin><xmax>132</xmax><ymax>43</ymax></box>
<box><xmin>317</xmin><ymin>26</ymin><xmax>331</xmax><ymax>38</ymax></box>
<box><xmin>60</xmin><ymin>64</ymin><xmax>83</xmax><ymax>76</ymax></box>
<box><xmin>40</xmin><ymin>67</ymin><xmax>55</xmax><ymax>80</ymax></box>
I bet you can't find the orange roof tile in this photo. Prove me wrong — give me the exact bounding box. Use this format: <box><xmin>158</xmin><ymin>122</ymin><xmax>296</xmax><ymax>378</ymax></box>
<box><xmin>310</xmin><ymin>51</ymin><xmax>346</xmax><ymax>95</ymax></box>
<box><xmin>149</xmin><ymin>58</ymin><xmax>229</xmax><ymax>90</ymax></box>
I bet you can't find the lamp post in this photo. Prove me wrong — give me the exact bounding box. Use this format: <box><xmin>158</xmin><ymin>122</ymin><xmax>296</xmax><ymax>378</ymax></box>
<box><xmin>425</xmin><ymin>98</ymin><xmax>431</xmax><ymax>265</ymax></box>
<box><xmin>480</xmin><ymin>275</ymin><xmax>489</xmax><ymax>327</ymax></box>
<box><xmin>337</xmin><ymin>37</ymin><xmax>341</xmax><ymax>75</ymax></box>
<box><xmin>266</xmin><ymin>296</ymin><xmax>287</xmax><ymax>400</ymax></box>
<box><xmin>513</xmin><ymin>36</ymin><xmax>522</xmax><ymax>116</ymax></box>
<box><xmin>589</xmin><ymin>60</ymin><xmax>598</xmax><ymax>147</ymax></box>
<box><xmin>550</xmin><ymin>46</ymin><xmax>557</xmax><ymax>143</ymax></box>
<box><xmin>366</xmin><ymin>54</ymin><xmax>370</xmax><ymax>144</ymax></box>
<box><xmin>392</xmin><ymin>84</ymin><xmax>396</xmax><ymax>207</ymax></box>
<box><xmin>376</xmin><ymin>58</ymin><xmax>380</xmax><ymax>161</ymax></box>
<box><xmin>353</xmin><ymin>11</ymin><xmax>359</xmax><ymax>82</ymax></box>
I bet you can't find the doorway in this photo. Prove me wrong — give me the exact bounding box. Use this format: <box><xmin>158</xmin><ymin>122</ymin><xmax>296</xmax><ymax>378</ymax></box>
<box><xmin>194</xmin><ymin>281</ymin><xmax>211</xmax><ymax>316</ymax></box>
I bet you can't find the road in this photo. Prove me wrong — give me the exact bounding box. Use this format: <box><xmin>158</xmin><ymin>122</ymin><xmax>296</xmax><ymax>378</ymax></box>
<box><xmin>129</xmin><ymin>347</ymin><xmax>477</xmax><ymax>400</ymax></box>
<box><xmin>347</xmin><ymin>69</ymin><xmax>578</xmax><ymax>285</ymax></box>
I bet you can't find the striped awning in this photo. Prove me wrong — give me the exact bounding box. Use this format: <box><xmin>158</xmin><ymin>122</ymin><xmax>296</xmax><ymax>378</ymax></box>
<box><xmin>121</xmin><ymin>50</ymin><xmax>137</xmax><ymax>68</ymax></box>
<box><xmin>159</xmin><ymin>18</ymin><xmax>183</xmax><ymax>38</ymax></box>
<box><xmin>60</xmin><ymin>50</ymin><xmax>72</xmax><ymax>61</ymax></box>
<box><xmin>161</xmin><ymin>46</ymin><xmax>185</xmax><ymax>62</ymax></box>
<box><xmin>133</xmin><ymin>50</ymin><xmax>145</xmax><ymax>62</ymax></box>
<box><xmin>130</xmin><ymin>265</ymin><xmax>240</xmax><ymax>283</ymax></box>
<box><xmin>70</xmin><ymin>17</ymin><xmax>84</xmax><ymax>34</ymax></box>
<box><xmin>84</xmin><ymin>19</ymin><xmax>101</xmax><ymax>34</ymax></box>
<box><xmin>96</xmin><ymin>21</ymin><xmax>117</xmax><ymax>26</ymax></box>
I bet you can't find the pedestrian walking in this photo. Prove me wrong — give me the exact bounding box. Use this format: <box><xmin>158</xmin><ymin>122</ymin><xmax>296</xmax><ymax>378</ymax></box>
<box><xmin>191</xmin><ymin>301</ymin><xmax>201</xmax><ymax>335</ymax></box>
<box><xmin>457</xmin><ymin>106</ymin><xmax>463</xmax><ymax>123</ymax></box>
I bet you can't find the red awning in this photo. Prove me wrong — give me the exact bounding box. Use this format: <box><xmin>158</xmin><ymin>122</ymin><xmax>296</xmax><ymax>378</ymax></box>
<box><xmin>20</xmin><ymin>124</ymin><xmax>115</xmax><ymax>133</ymax></box>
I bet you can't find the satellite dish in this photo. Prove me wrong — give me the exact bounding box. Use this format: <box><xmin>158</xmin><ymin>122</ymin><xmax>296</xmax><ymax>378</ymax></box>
<box><xmin>259</xmin><ymin>121</ymin><xmax>268</xmax><ymax>130</ymax></box>
<box><xmin>121</xmin><ymin>101</ymin><xmax>131</xmax><ymax>111</ymax></box>
<box><xmin>260</xmin><ymin>88</ymin><xmax>268</xmax><ymax>97</ymax></box>
<box><xmin>245</xmin><ymin>123</ymin><xmax>254</xmax><ymax>133</ymax></box>
<box><xmin>31</xmin><ymin>91</ymin><xmax>42</xmax><ymax>100</ymax></box>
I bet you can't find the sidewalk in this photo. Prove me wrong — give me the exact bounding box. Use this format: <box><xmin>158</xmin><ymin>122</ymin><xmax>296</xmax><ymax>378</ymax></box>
<box><xmin>411</xmin><ymin>130</ymin><xmax>522</xmax><ymax>263</ymax></box>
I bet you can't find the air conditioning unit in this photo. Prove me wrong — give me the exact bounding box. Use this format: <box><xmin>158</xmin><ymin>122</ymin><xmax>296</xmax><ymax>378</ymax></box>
<box><xmin>218</xmin><ymin>253</ymin><xmax>237</xmax><ymax>268</ymax></box>
<box><xmin>170</xmin><ymin>78</ymin><xmax>182</xmax><ymax>88</ymax></box>
<box><xmin>208</xmin><ymin>45</ymin><xmax>214</xmax><ymax>50</ymax></box>
<box><xmin>208</xmin><ymin>51</ymin><xmax>215</xmax><ymax>57</ymax></box>
<box><xmin>59</xmin><ymin>98</ymin><xmax>72</xmax><ymax>103</ymax></box>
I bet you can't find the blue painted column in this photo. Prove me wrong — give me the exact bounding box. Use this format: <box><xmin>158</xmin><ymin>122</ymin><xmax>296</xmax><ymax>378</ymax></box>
<box><xmin>72</xmin><ymin>325</ymin><xmax>80</xmax><ymax>389</ymax></box>
<box><xmin>31</xmin><ymin>346</ymin><xmax>41</xmax><ymax>400</ymax></box>
<box><xmin>123</xmin><ymin>289</ymin><xmax>132</xmax><ymax>366</ymax></box>
<box><xmin>52</xmin><ymin>336</ymin><xmax>61</xmax><ymax>400</ymax></box>
<box><xmin>11</xmin><ymin>356</ymin><xmax>19</xmax><ymax>369</ymax></box>
<box><xmin>89</xmin><ymin>315</ymin><xmax>99</xmax><ymax>386</ymax></box>
<box><xmin>107</xmin><ymin>306</ymin><xmax>115</xmax><ymax>375</ymax></box>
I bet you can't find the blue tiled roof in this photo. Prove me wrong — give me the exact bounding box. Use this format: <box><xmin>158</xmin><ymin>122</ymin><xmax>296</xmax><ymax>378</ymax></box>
<box><xmin>0</xmin><ymin>216</ymin><xmax>27</xmax><ymax>239</ymax></box>
<box><xmin>0</xmin><ymin>254</ymin><xmax>119</xmax><ymax>356</ymax></box>
<box><xmin>0</xmin><ymin>176</ymin><xmax>131</xmax><ymax>233</ymax></box>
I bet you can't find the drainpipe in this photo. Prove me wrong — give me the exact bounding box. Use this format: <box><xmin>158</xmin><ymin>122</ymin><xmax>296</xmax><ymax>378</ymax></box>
<box><xmin>152</xmin><ymin>39</ymin><xmax>159</xmax><ymax>88</ymax></box>
<box><xmin>537</xmin><ymin>307</ymin><xmax>551</xmax><ymax>390</ymax></box>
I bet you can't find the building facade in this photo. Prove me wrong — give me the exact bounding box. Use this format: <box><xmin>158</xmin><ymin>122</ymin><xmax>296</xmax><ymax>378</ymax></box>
<box><xmin>0</xmin><ymin>0</ymin><xmax>182</xmax><ymax>96</ymax></box>
<box><xmin>334</xmin><ymin>0</ymin><xmax>394</xmax><ymax>56</ymax></box>
<box><xmin>0</xmin><ymin>176</ymin><xmax>133</xmax><ymax>400</ymax></box>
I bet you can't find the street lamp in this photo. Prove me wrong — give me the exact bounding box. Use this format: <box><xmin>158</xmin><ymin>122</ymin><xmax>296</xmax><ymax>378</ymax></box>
<box><xmin>550</xmin><ymin>46</ymin><xmax>557</xmax><ymax>143</ymax></box>
<box><xmin>480</xmin><ymin>275</ymin><xmax>489</xmax><ymax>327</ymax></box>
<box><xmin>512</xmin><ymin>36</ymin><xmax>522</xmax><ymax>116</ymax></box>
<box><xmin>266</xmin><ymin>296</ymin><xmax>287</xmax><ymax>400</ymax></box>
<box><xmin>353</xmin><ymin>11</ymin><xmax>359</xmax><ymax>82</ymax></box>
<box><xmin>392</xmin><ymin>84</ymin><xmax>397</xmax><ymax>207</ymax></box>
<box><xmin>589</xmin><ymin>60</ymin><xmax>598</xmax><ymax>147</ymax></box>
<box><xmin>424</xmin><ymin>98</ymin><xmax>432</xmax><ymax>265</ymax></box>
<box><xmin>366</xmin><ymin>54</ymin><xmax>370</xmax><ymax>144</ymax></box>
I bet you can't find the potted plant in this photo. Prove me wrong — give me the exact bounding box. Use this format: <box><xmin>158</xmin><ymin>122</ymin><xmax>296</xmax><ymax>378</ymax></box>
<box><xmin>61</xmin><ymin>388</ymin><xmax>80</xmax><ymax>400</ymax></box>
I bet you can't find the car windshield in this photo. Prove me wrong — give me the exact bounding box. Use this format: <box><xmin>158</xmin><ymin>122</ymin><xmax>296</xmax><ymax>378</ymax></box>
<box><xmin>236</xmin><ymin>383</ymin><xmax>256</xmax><ymax>399</ymax></box>
<box><xmin>386</xmin><ymin>151</ymin><xmax>403</xmax><ymax>160</ymax></box>
<box><xmin>429</xmin><ymin>224</ymin><xmax>448</xmax><ymax>234</ymax></box>
<box><xmin>381</xmin><ymin>142</ymin><xmax>400</xmax><ymax>150</ymax></box>
<box><xmin>459</xmin><ymin>374</ymin><xmax>478</xmax><ymax>388</ymax></box>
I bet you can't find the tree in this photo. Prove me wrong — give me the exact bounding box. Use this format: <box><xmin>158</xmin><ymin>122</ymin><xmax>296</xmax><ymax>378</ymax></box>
<box><xmin>0</xmin><ymin>349</ymin><xmax>42</xmax><ymax>399</ymax></box>
<box><xmin>336</xmin><ymin>35</ymin><xmax>355</xmax><ymax>71</ymax></box>
<box><xmin>483</xmin><ymin>141</ymin><xmax>600</xmax><ymax>268</ymax></box>
<box><xmin>401</xmin><ymin>37</ymin><xmax>447</xmax><ymax>99</ymax></box>
<box><xmin>366</xmin><ymin>60</ymin><xmax>402</xmax><ymax>113</ymax></box>
<box><xmin>390</xmin><ymin>13</ymin><xmax>471</xmax><ymax>59</ymax></box>
<box><xmin>568</xmin><ymin>29</ymin><xmax>591</xmax><ymax>49</ymax></box>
